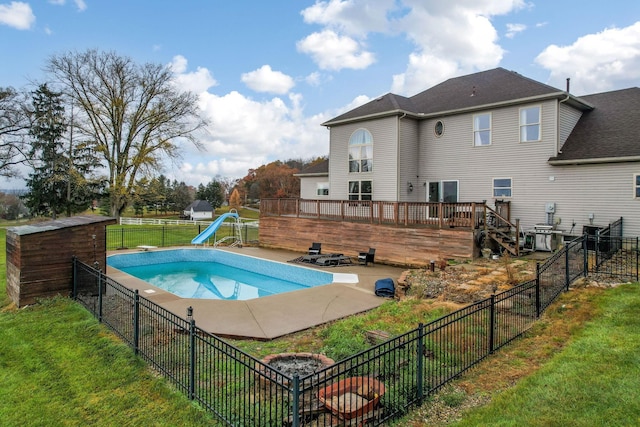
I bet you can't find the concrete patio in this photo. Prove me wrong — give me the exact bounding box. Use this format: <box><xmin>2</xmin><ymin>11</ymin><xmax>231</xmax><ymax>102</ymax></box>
<box><xmin>106</xmin><ymin>246</ymin><xmax>407</xmax><ymax>340</ymax></box>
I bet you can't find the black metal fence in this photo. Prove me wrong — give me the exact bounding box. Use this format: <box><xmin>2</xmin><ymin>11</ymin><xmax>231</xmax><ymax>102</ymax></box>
<box><xmin>106</xmin><ymin>224</ymin><xmax>259</xmax><ymax>250</ymax></box>
<box><xmin>73</xmin><ymin>232</ymin><xmax>638</xmax><ymax>426</ymax></box>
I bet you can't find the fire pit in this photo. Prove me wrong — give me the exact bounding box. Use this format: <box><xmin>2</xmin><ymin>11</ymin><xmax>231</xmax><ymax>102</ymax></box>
<box><xmin>259</xmin><ymin>352</ymin><xmax>335</xmax><ymax>386</ymax></box>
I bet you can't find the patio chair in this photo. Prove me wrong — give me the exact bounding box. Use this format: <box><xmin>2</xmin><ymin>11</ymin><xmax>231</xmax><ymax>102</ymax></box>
<box><xmin>315</xmin><ymin>254</ymin><xmax>350</xmax><ymax>266</ymax></box>
<box><xmin>308</xmin><ymin>242</ymin><xmax>322</xmax><ymax>255</ymax></box>
<box><xmin>358</xmin><ymin>248</ymin><xmax>376</xmax><ymax>266</ymax></box>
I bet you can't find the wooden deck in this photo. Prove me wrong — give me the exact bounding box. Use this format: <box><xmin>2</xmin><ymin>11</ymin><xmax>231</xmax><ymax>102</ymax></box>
<box><xmin>259</xmin><ymin>216</ymin><xmax>477</xmax><ymax>267</ymax></box>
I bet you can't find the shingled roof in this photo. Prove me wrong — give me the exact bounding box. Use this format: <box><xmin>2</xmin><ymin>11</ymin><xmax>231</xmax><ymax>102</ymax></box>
<box><xmin>323</xmin><ymin>68</ymin><xmax>590</xmax><ymax>126</ymax></box>
<box><xmin>549</xmin><ymin>87</ymin><xmax>640</xmax><ymax>164</ymax></box>
<box><xmin>294</xmin><ymin>159</ymin><xmax>329</xmax><ymax>176</ymax></box>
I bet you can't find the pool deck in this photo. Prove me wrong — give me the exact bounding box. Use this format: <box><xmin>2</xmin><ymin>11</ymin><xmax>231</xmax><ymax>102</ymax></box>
<box><xmin>106</xmin><ymin>246</ymin><xmax>407</xmax><ymax>340</ymax></box>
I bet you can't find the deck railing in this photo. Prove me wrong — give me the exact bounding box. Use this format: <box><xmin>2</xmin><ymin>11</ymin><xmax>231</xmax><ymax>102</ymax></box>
<box><xmin>261</xmin><ymin>198</ymin><xmax>486</xmax><ymax>229</ymax></box>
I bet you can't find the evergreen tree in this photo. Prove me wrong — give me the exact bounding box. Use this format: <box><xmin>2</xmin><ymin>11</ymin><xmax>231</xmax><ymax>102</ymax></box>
<box><xmin>24</xmin><ymin>83</ymin><xmax>104</xmax><ymax>218</ymax></box>
<box><xmin>24</xmin><ymin>84</ymin><xmax>68</xmax><ymax>218</ymax></box>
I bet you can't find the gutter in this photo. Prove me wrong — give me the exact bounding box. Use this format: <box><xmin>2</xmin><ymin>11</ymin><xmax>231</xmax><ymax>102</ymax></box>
<box><xmin>548</xmin><ymin>155</ymin><xmax>640</xmax><ymax>166</ymax></box>
<box><xmin>322</xmin><ymin>92</ymin><xmax>594</xmax><ymax>127</ymax></box>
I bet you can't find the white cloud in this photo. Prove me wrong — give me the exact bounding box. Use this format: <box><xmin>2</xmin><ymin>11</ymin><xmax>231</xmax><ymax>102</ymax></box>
<box><xmin>535</xmin><ymin>22</ymin><xmax>640</xmax><ymax>94</ymax></box>
<box><xmin>163</xmin><ymin>59</ymin><xmax>333</xmax><ymax>185</ymax></box>
<box><xmin>301</xmin><ymin>0</ymin><xmax>397</xmax><ymax>36</ymax></box>
<box><xmin>0</xmin><ymin>1</ymin><xmax>35</xmax><ymax>30</ymax></box>
<box><xmin>505</xmin><ymin>23</ymin><xmax>526</xmax><ymax>39</ymax></box>
<box><xmin>297</xmin><ymin>30</ymin><xmax>375</xmax><ymax>70</ymax></box>
<box><xmin>49</xmin><ymin>0</ymin><xmax>86</xmax><ymax>11</ymax></box>
<box><xmin>168</xmin><ymin>55</ymin><xmax>218</xmax><ymax>93</ymax></box>
<box><xmin>298</xmin><ymin>0</ymin><xmax>526</xmax><ymax>94</ymax></box>
<box><xmin>241</xmin><ymin>65</ymin><xmax>295</xmax><ymax>94</ymax></box>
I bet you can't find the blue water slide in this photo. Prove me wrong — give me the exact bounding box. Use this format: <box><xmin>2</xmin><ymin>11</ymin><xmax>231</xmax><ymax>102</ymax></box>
<box><xmin>191</xmin><ymin>212</ymin><xmax>239</xmax><ymax>245</ymax></box>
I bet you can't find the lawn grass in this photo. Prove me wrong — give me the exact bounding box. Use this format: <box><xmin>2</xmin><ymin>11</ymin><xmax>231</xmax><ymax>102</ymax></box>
<box><xmin>0</xmin><ymin>228</ymin><xmax>220</xmax><ymax>427</ymax></box>
<box><xmin>2</xmin><ymin>220</ymin><xmax>640</xmax><ymax>426</ymax></box>
<box><xmin>398</xmin><ymin>284</ymin><xmax>640</xmax><ymax>426</ymax></box>
<box><xmin>450</xmin><ymin>284</ymin><xmax>640</xmax><ymax>427</ymax></box>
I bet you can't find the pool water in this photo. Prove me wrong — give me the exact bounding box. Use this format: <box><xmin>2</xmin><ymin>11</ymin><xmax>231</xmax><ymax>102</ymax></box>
<box><xmin>107</xmin><ymin>249</ymin><xmax>334</xmax><ymax>301</ymax></box>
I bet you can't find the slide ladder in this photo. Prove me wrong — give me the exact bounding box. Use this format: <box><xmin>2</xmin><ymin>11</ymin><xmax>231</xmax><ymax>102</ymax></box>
<box><xmin>191</xmin><ymin>209</ymin><xmax>242</xmax><ymax>246</ymax></box>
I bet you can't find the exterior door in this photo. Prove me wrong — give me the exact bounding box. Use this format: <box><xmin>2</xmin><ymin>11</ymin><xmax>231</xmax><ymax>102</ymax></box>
<box><xmin>428</xmin><ymin>181</ymin><xmax>458</xmax><ymax>202</ymax></box>
<box><xmin>428</xmin><ymin>181</ymin><xmax>458</xmax><ymax>218</ymax></box>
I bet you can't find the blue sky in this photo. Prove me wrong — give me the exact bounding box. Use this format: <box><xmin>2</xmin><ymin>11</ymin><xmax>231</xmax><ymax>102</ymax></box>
<box><xmin>1</xmin><ymin>0</ymin><xmax>640</xmax><ymax>188</ymax></box>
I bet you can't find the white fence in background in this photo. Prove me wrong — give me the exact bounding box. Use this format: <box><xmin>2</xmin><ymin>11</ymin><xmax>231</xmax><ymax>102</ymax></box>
<box><xmin>118</xmin><ymin>217</ymin><xmax>259</xmax><ymax>228</ymax></box>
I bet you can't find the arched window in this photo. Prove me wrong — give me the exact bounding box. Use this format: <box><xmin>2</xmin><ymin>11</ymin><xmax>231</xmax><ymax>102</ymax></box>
<box><xmin>348</xmin><ymin>129</ymin><xmax>373</xmax><ymax>172</ymax></box>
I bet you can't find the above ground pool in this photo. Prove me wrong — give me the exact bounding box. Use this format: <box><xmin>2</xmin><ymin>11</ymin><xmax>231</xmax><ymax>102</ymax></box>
<box><xmin>107</xmin><ymin>249</ymin><xmax>334</xmax><ymax>301</ymax></box>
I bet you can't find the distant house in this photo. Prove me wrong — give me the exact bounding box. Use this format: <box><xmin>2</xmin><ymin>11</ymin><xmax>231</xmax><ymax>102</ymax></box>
<box><xmin>184</xmin><ymin>200</ymin><xmax>214</xmax><ymax>220</ymax></box>
<box><xmin>297</xmin><ymin>67</ymin><xmax>640</xmax><ymax>237</ymax></box>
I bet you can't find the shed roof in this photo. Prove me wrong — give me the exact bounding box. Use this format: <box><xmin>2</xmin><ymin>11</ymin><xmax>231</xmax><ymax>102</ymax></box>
<box><xmin>8</xmin><ymin>215</ymin><xmax>116</xmax><ymax>236</ymax></box>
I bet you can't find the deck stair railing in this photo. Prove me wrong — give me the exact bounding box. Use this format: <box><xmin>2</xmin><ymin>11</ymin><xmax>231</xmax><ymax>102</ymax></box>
<box><xmin>483</xmin><ymin>201</ymin><xmax>525</xmax><ymax>257</ymax></box>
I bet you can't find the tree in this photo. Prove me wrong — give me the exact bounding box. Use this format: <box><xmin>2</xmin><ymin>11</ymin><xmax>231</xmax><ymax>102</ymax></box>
<box><xmin>23</xmin><ymin>84</ymin><xmax>103</xmax><ymax>218</ymax></box>
<box><xmin>253</xmin><ymin>161</ymin><xmax>300</xmax><ymax>199</ymax></box>
<box><xmin>229</xmin><ymin>188</ymin><xmax>241</xmax><ymax>211</ymax></box>
<box><xmin>196</xmin><ymin>179</ymin><xmax>224</xmax><ymax>209</ymax></box>
<box><xmin>0</xmin><ymin>87</ymin><xmax>30</xmax><ymax>178</ymax></box>
<box><xmin>23</xmin><ymin>84</ymin><xmax>68</xmax><ymax>219</ymax></box>
<box><xmin>46</xmin><ymin>49</ymin><xmax>207</xmax><ymax>219</ymax></box>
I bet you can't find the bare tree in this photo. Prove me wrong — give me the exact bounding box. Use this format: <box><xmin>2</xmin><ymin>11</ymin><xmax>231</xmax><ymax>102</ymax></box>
<box><xmin>0</xmin><ymin>87</ymin><xmax>30</xmax><ymax>178</ymax></box>
<box><xmin>46</xmin><ymin>49</ymin><xmax>207</xmax><ymax>218</ymax></box>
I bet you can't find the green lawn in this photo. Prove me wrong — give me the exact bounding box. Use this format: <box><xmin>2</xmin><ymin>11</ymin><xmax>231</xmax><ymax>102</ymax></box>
<box><xmin>0</xmin><ymin>228</ymin><xmax>220</xmax><ymax>427</ymax></box>
<box><xmin>2</xmin><ymin>222</ymin><xmax>640</xmax><ymax>426</ymax></box>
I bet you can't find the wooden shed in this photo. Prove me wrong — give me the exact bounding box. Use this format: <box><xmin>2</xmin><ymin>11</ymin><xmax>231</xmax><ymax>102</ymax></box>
<box><xmin>6</xmin><ymin>215</ymin><xmax>116</xmax><ymax>307</ymax></box>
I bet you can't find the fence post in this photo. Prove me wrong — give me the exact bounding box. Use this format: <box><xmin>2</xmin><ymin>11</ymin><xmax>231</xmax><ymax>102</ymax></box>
<box><xmin>162</xmin><ymin>226</ymin><xmax>166</xmax><ymax>247</ymax></box>
<box><xmin>535</xmin><ymin>263</ymin><xmax>541</xmax><ymax>318</ymax></box>
<box><xmin>565</xmin><ymin>244</ymin><xmax>570</xmax><ymax>291</ymax></box>
<box><xmin>189</xmin><ymin>307</ymin><xmax>196</xmax><ymax>401</ymax></box>
<box><xmin>72</xmin><ymin>256</ymin><xmax>77</xmax><ymax>299</ymax></box>
<box><xmin>291</xmin><ymin>375</ymin><xmax>300</xmax><ymax>427</ymax></box>
<box><xmin>417</xmin><ymin>323</ymin><xmax>424</xmax><ymax>402</ymax></box>
<box><xmin>97</xmin><ymin>269</ymin><xmax>103</xmax><ymax>322</ymax></box>
<box><xmin>583</xmin><ymin>235</ymin><xmax>588</xmax><ymax>277</ymax></box>
<box><xmin>133</xmin><ymin>290</ymin><xmax>140</xmax><ymax>355</ymax></box>
<box><xmin>489</xmin><ymin>295</ymin><xmax>495</xmax><ymax>354</ymax></box>
<box><xmin>120</xmin><ymin>228</ymin><xmax>124</xmax><ymax>249</ymax></box>
<box><xmin>595</xmin><ymin>228</ymin><xmax>600</xmax><ymax>271</ymax></box>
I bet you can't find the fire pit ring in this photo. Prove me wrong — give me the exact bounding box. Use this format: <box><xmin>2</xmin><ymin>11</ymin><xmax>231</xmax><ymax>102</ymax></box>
<box><xmin>258</xmin><ymin>352</ymin><xmax>335</xmax><ymax>386</ymax></box>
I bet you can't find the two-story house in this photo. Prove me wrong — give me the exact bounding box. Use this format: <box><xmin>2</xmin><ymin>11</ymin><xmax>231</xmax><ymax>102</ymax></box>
<box><xmin>300</xmin><ymin>68</ymin><xmax>640</xmax><ymax>235</ymax></box>
<box><xmin>298</xmin><ymin>68</ymin><xmax>640</xmax><ymax>241</ymax></box>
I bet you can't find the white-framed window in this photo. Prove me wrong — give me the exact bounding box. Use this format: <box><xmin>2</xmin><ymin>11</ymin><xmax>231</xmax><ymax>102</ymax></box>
<box><xmin>316</xmin><ymin>182</ymin><xmax>329</xmax><ymax>196</ymax></box>
<box><xmin>635</xmin><ymin>174</ymin><xmax>640</xmax><ymax>198</ymax></box>
<box><xmin>348</xmin><ymin>129</ymin><xmax>373</xmax><ymax>172</ymax></box>
<box><xmin>348</xmin><ymin>180</ymin><xmax>372</xmax><ymax>200</ymax></box>
<box><xmin>493</xmin><ymin>178</ymin><xmax>512</xmax><ymax>197</ymax></box>
<box><xmin>473</xmin><ymin>113</ymin><xmax>491</xmax><ymax>146</ymax></box>
<box><xmin>520</xmin><ymin>106</ymin><xmax>541</xmax><ymax>142</ymax></box>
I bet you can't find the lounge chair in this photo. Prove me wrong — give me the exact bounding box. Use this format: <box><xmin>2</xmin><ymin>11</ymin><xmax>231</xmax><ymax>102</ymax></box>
<box><xmin>308</xmin><ymin>242</ymin><xmax>322</xmax><ymax>255</ymax></box>
<box><xmin>301</xmin><ymin>254</ymin><xmax>323</xmax><ymax>263</ymax></box>
<box><xmin>358</xmin><ymin>248</ymin><xmax>376</xmax><ymax>266</ymax></box>
<box><xmin>315</xmin><ymin>254</ymin><xmax>352</xmax><ymax>266</ymax></box>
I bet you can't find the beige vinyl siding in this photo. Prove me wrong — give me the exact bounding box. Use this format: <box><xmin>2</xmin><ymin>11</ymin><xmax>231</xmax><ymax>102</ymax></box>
<box><xmin>299</xmin><ymin>176</ymin><xmax>329</xmax><ymax>199</ymax></box>
<box><xmin>329</xmin><ymin>116</ymin><xmax>399</xmax><ymax>200</ymax></box>
<box><xmin>420</xmin><ymin>100</ymin><xmax>558</xmax><ymax>219</ymax></box>
<box><xmin>558</xmin><ymin>102</ymin><xmax>583</xmax><ymax>152</ymax></box>
<box><xmin>520</xmin><ymin>163</ymin><xmax>640</xmax><ymax>237</ymax></box>
<box><xmin>399</xmin><ymin>118</ymin><xmax>420</xmax><ymax>201</ymax></box>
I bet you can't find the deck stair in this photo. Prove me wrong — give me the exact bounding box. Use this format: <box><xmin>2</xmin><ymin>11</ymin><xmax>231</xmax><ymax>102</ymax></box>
<box><xmin>482</xmin><ymin>201</ymin><xmax>532</xmax><ymax>257</ymax></box>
